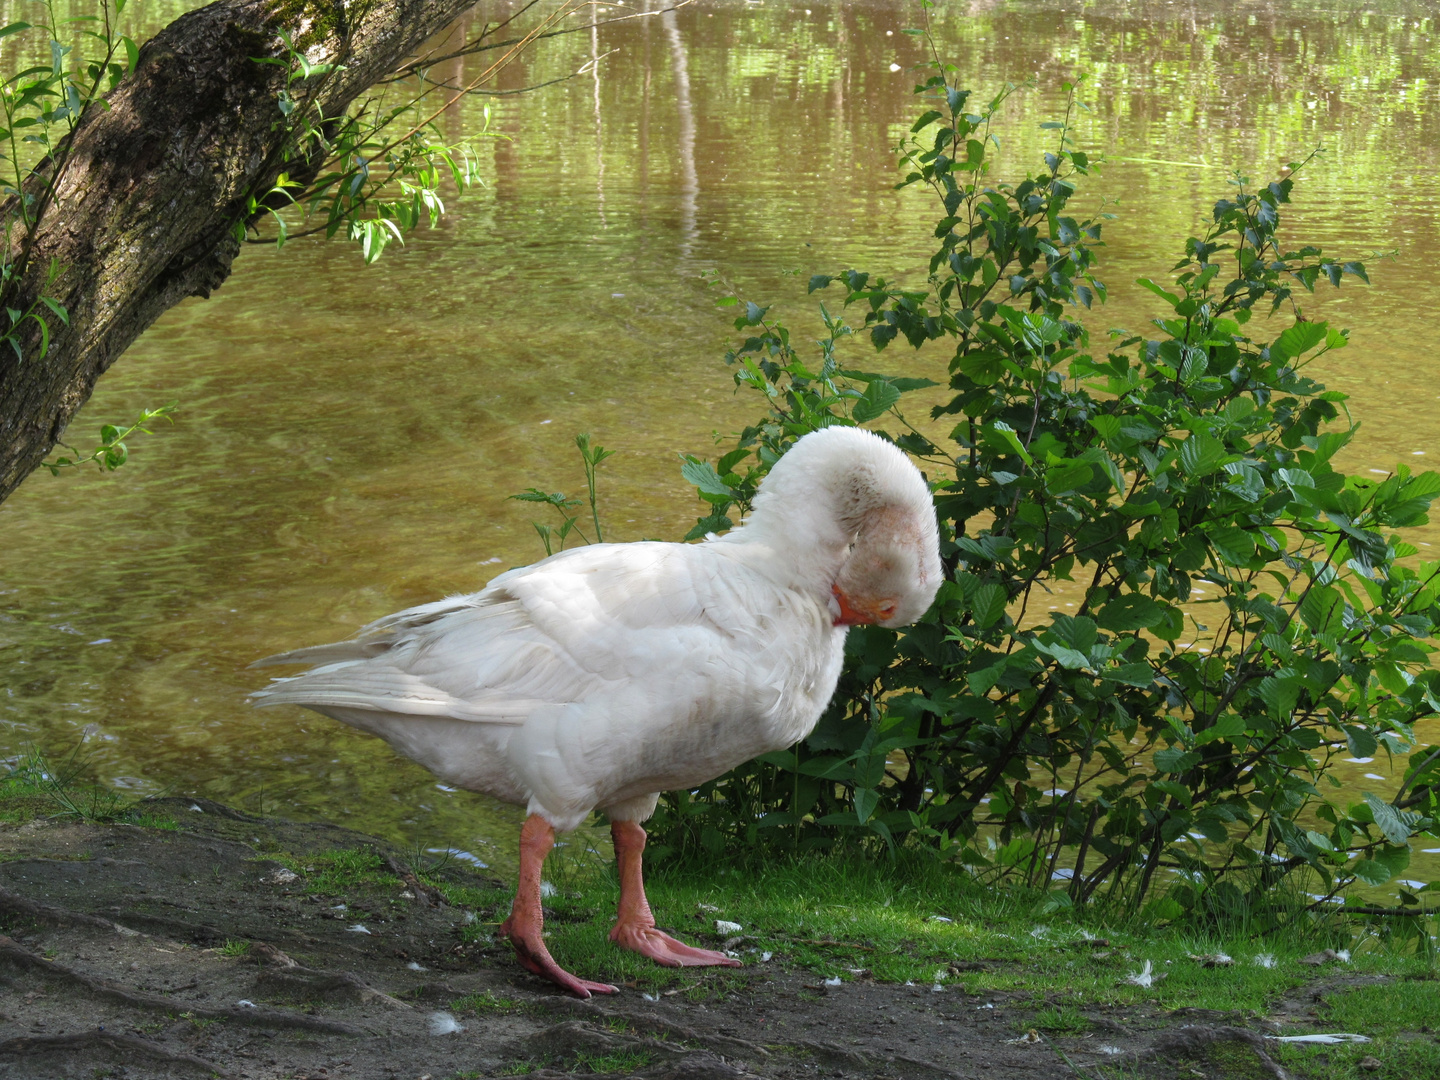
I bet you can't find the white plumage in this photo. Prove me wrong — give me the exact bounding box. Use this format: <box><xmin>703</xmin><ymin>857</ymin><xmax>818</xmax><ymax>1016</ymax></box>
<box><xmin>252</xmin><ymin>425</ymin><xmax>941</xmax><ymax>996</ymax></box>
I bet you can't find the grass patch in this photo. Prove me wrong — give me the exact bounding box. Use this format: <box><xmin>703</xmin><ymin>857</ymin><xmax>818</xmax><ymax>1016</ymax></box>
<box><xmin>1185</xmin><ymin>1040</ymin><xmax>1276</xmax><ymax>1080</ymax></box>
<box><xmin>1029</xmin><ymin>1004</ymin><xmax>1093</xmax><ymax>1034</ymax></box>
<box><xmin>571</xmin><ymin>1050</ymin><xmax>652</xmax><ymax>1073</ymax></box>
<box><xmin>126</xmin><ymin>810</ymin><xmax>180</xmax><ymax>830</ymax></box>
<box><xmin>219</xmin><ymin>939</ymin><xmax>251</xmax><ymax>958</ymax></box>
<box><xmin>1270</xmin><ymin>977</ymin><xmax>1440</xmax><ymax>1079</ymax></box>
<box><xmin>0</xmin><ymin>751</ymin><xmax>54</xmax><ymax>823</ymax></box>
<box><xmin>438</xmin><ymin>880</ymin><xmax>514</xmax><ymax>944</ymax></box>
<box><xmin>279</xmin><ymin>848</ymin><xmax>403</xmax><ymax>895</ymax></box>
<box><xmin>0</xmin><ymin>747</ymin><xmax>180</xmax><ymax>829</ymax></box>
<box><xmin>477</xmin><ymin>851</ymin><xmax>1436</xmax><ymax>1008</ymax></box>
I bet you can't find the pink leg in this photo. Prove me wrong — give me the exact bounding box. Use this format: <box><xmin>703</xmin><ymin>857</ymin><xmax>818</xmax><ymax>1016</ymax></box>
<box><xmin>608</xmin><ymin>820</ymin><xmax>743</xmax><ymax>969</ymax></box>
<box><xmin>499</xmin><ymin>814</ymin><xmax>617</xmax><ymax>998</ymax></box>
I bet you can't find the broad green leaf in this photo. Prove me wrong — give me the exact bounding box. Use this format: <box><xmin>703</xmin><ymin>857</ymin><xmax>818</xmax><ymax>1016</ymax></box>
<box><xmin>1152</xmin><ymin>604</ymin><xmax>1185</xmax><ymax>641</ymax></box>
<box><xmin>1190</xmin><ymin>816</ymin><xmax>1231</xmax><ymax>843</ymax></box>
<box><xmin>1096</xmin><ymin>594</ymin><xmax>1165</xmax><ymax>632</ymax></box>
<box><xmin>1195</xmin><ymin>714</ymin><xmax>1246</xmax><ymax>745</ymax></box>
<box><xmin>955</xmin><ymin>350</ymin><xmax>1009</xmax><ymax>385</ymax></box>
<box><xmin>1270</xmin><ymin>320</ymin><xmax>1329</xmax><ymax>363</ymax></box>
<box><xmin>854</xmin><ymin>786</ymin><xmax>879</xmax><ymax>824</ymax></box>
<box><xmin>1154</xmin><ymin>747</ymin><xmax>1202</xmax><ymax>773</ymax></box>
<box><xmin>680</xmin><ymin>457</ymin><xmax>733</xmax><ymax>500</ymax></box>
<box><xmin>1035</xmin><ymin>640</ymin><xmax>1092</xmax><ymax>670</ymax></box>
<box><xmin>1179</xmin><ymin>432</ymin><xmax>1226</xmax><ymax>477</ymax></box>
<box><xmin>1257</xmin><ymin>676</ymin><xmax>1301</xmax><ymax>719</ymax></box>
<box><xmin>1142</xmin><ymin>897</ymin><xmax>1185</xmax><ymax>922</ymax></box>
<box><xmin>1351</xmin><ymin>858</ymin><xmax>1393</xmax><ymax>886</ymax></box>
<box><xmin>840</xmin><ymin>369</ymin><xmax>940</xmax><ymax>393</ymax></box>
<box><xmin>1135</xmin><ymin>277</ymin><xmax>1181</xmax><ymax>308</ymax></box>
<box><xmin>996</xmin><ymin>836</ymin><xmax>1036</xmax><ymax>867</ymax></box>
<box><xmin>1089</xmin><ymin>415</ymin><xmax>1122</xmax><ymax>442</ymax></box>
<box><xmin>1298</xmin><ymin>585</ymin><xmax>1344</xmax><ymax>634</ymax></box>
<box><xmin>1364</xmin><ymin>793</ymin><xmax>1422</xmax><ymax>846</ymax></box>
<box><xmin>1344</xmin><ymin>725</ymin><xmax>1378</xmax><ymax>760</ymax></box>
<box><xmin>1049</xmin><ymin>615</ymin><xmax>1098</xmax><ymax>653</ymax></box>
<box><xmin>970</xmin><ymin>584</ymin><xmax>1007</xmax><ymax>629</ymax></box>
<box><xmin>984</xmin><ymin>421</ymin><xmax>1033</xmax><ymax>465</ymax></box>
<box><xmin>851</xmin><ymin>379</ymin><xmax>902</xmax><ymax>422</ymax></box>
<box><xmin>1221</xmin><ymin>397</ymin><xmax>1256</xmax><ymax>423</ymax></box>
<box><xmin>1103</xmin><ymin>662</ymin><xmax>1155</xmax><ymax>687</ymax></box>
<box><xmin>1372</xmin><ymin>843</ymin><xmax>1412</xmax><ymax>878</ymax></box>
<box><xmin>1151</xmin><ymin>779</ymin><xmax>1193</xmax><ymax>807</ymax></box>
<box><xmin>1208</xmin><ymin>527</ymin><xmax>1256</xmax><ymax>565</ymax></box>
<box><xmin>1045</xmin><ymin>461</ymin><xmax>1093</xmax><ymax>495</ymax></box>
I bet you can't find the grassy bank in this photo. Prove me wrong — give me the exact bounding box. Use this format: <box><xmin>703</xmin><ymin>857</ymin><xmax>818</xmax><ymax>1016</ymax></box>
<box><xmin>425</xmin><ymin>850</ymin><xmax>1440</xmax><ymax>1077</ymax></box>
<box><xmin>431</xmin><ymin>851</ymin><xmax>1428</xmax><ymax>997</ymax></box>
<box><xmin>3</xmin><ymin>754</ymin><xmax>1437</xmax><ymax>1077</ymax></box>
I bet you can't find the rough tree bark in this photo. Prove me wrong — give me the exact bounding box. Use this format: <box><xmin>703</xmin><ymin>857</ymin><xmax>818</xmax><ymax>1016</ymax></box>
<box><xmin>0</xmin><ymin>0</ymin><xmax>478</xmax><ymax>505</ymax></box>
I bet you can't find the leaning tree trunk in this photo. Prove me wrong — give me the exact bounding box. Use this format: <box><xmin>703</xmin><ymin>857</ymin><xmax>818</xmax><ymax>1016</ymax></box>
<box><xmin>0</xmin><ymin>0</ymin><xmax>477</xmax><ymax>505</ymax></box>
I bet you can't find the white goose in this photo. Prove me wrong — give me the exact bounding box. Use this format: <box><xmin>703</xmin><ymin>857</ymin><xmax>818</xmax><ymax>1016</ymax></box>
<box><xmin>252</xmin><ymin>426</ymin><xmax>941</xmax><ymax>997</ymax></box>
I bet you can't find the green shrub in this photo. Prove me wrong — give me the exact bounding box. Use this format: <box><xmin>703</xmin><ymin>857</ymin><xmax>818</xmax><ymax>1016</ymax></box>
<box><xmin>654</xmin><ymin>66</ymin><xmax>1440</xmax><ymax>926</ymax></box>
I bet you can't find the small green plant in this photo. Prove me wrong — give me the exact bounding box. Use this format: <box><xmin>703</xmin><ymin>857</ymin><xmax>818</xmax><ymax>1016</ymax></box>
<box><xmin>656</xmin><ymin>21</ymin><xmax>1439</xmax><ymax>929</ymax></box>
<box><xmin>2</xmin><ymin>744</ymin><xmax>165</xmax><ymax>825</ymax></box>
<box><xmin>511</xmin><ymin>433</ymin><xmax>615</xmax><ymax>555</ymax></box>
<box><xmin>40</xmin><ymin>403</ymin><xmax>176</xmax><ymax>475</ymax></box>
<box><xmin>241</xmin><ymin>5</ymin><xmax>560</xmax><ymax>263</ymax></box>
<box><xmin>0</xmin><ymin>749</ymin><xmax>51</xmax><ymax>821</ymax></box>
<box><xmin>0</xmin><ymin>0</ymin><xmax>138</xmax><ymax>365</ymax></box>
<box><xmin>1029</xmin><ymin>1004</ymin><xmax>1091</xmax><ymax>1033</ymax></box>
<box><xmin>1270</xmin><ymin>977</ymin><xmax>1440</xmax><ymax>1079</ymax></box>
<box><xmin>0</xmin><ymin>3</ymin><xmax>166</xmax><ymax>474</ymax></box>
<box><xmin>281</xmin><ymin>848</ymin><xmax>402</xmax><ymax>894</ymax></box>
<box><xmin>401</xmin><ymin>841</ymin><xmax>455</xmax><ymax>883</ymax></box>
<box><xmin>572</xmin><ymin>1050</ymin><xmax>652</xmax><ymax>1074</ymax></box>
<box><xmin>219</xmin><ymin>939</ymin><xmax>251</xmax><ymax>958</ymax></box>
<box><xmin>438</xmin><ymin>879</ymin><xmax>512</xmax><ymax>912</ymax></box>
<box><xmin>125</xmin><ymin>810</ymin><xmax>180</xmax><ymax>831</ymax></box>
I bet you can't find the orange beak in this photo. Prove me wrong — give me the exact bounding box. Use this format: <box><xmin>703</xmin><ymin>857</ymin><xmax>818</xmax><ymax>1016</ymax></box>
<box><xmin>831</xmin><ymin>585</ymin><xmax>895</xmax><ymax>626</ymax></box>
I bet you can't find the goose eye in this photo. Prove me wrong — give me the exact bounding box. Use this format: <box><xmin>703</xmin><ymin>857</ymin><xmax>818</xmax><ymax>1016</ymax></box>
<box><xmin>878</xmin><ymin>601</ymin><xmax>897</xmax><ymax>619</ymax></box>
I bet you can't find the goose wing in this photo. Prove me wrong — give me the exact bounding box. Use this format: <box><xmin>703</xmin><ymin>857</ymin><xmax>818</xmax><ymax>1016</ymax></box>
<box><xmin>251</xmin><ymin>542</ymin><xmax>766</xmax><ymax>725</ymax></box>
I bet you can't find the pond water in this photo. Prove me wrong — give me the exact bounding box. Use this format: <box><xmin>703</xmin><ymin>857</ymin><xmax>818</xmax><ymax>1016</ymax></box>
<box><xmin>1</xmin><ymin>0</ymin><xmax>1437</xmax><ymax>887</ymax></box>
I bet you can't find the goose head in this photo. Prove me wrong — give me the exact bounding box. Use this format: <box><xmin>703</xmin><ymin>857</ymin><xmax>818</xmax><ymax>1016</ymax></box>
<box><xmin>736</xmin><ymin>426</ymin><xmax>942</xmax><ymax>628</ymax></box>
<box><xmin>830</xmin><ymin>502</ymin><xmax>939</xmax><ymax>628</ymax></box>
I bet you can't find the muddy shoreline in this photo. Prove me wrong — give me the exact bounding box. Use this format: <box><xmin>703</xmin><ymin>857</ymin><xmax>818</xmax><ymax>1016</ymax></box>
<box><xmin>0</xmin><ymin>798</ymin><xmax>1378</xmax><ymax>1079</ymax></box>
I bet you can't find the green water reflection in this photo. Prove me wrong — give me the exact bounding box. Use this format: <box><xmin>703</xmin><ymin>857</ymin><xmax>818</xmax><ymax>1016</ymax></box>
<box><xmin>0</xmin><ymin>1</ymin><xmax>1436</xmax><ymax>886</ymax></box>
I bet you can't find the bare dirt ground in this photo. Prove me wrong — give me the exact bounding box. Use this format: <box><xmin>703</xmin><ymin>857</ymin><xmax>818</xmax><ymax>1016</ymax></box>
<box><xmin>0</xmin><ymin>799</ymin><xmax>1333</xmax><ymax>1079</ymax></box>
